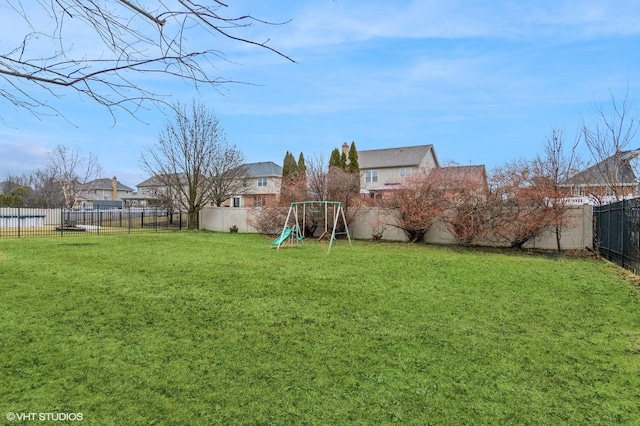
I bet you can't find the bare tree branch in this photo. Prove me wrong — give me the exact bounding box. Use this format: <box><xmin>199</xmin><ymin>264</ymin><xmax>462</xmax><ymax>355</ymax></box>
<box><xmin>1</xmin><ymin>1</ymin><xmax>294</xmax><ymax>121</ymax></box>
<box><xmin>581</xmin><ymin>85</ymin><xmax>640</xmax><ymax>202</ymax></box>
<box><xmin>46</xmin><ymin>144</ymin><xmax>103</xmax><ymax>209</ymax></box>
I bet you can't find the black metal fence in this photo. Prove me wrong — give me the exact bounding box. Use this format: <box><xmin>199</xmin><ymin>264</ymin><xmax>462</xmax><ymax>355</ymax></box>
<box><xmin>0</xmin><ymin>207</ymin><xmax>190</xmax><ymax>239</ymax></box>
<box><xmin>594</xmin><ymin>198</ymin><xmax>640</xmax><ymax>273</ymax></box>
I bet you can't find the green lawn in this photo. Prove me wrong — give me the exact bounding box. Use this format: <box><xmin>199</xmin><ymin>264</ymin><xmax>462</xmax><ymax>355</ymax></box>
<box><xmin>1</xmin><ymin>232</ymin><xmax>639</xmax><ymax>425</ymax></box>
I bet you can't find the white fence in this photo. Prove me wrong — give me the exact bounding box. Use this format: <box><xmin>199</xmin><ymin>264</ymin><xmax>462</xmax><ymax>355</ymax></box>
<box><xmin>200</xmin><ymin>204</ymin><xmax>593</xmax><ymax>250</ymax></box>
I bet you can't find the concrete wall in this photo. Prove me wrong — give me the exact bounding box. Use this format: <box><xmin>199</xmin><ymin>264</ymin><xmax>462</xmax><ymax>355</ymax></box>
<box><xmin>200</xmin><ymin>204</ymin><xmax>594</xmax><ymax>250</ymax></box>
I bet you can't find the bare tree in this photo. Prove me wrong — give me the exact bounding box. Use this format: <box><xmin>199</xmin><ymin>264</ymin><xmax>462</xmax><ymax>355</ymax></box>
<box><xmin>306</xmin><ymin>153</ymin><xmax>329</xmax><ymax>202</ymax></box>
<box><xmin>486</xmin><ymin>160</ymin><xmax>554</xmax><ymax>249</ymax></box>
<box><xmin>327</xmin><ymin>167</ymin><xmax>360</xmax><ymax>209</ymax></box>
<box><xmin>0</xmin><ymin>172</ymin><xmax>32</xmax><ymax>206</ymax></box>
<box><xmin>533</xmin><ymin>127</ymin><xmax>582</xmax><ymax>251</ymax></box>
<box><xmin>47</xmin><ymin>144</ymin><xmax>102</xmax><ymax>209</ymax></box>
<box><xmin>280</xmin><ymin>172</ymin><xmax>310</xmax><ymax>206</ymax></box>
<box><xmin>30</xmin><ymin>168</ymin><xmax>65</xmax><ymax>207</ymax></box>
<box><xmin>385</xmin><ymin>170</ymin><xmax>445</xmax><ymax>243</ymax></box>
<box><xmin>305</xmin><ymin>152</ymin><xmax>360</xmax><ymax>204</ymax></box>
<box><xmin>209</xmin><ymin>161</ymin><xmax>248</xmax><ymax>208</ymax></box>
<box><xmin>1</xmin><ymin>1</ymin><xmax>293</xmax><ymax>120</ymax></box>
<box><xmin>581</xmin><ymin>87</ymin><xmax>640</xmax><ymax>202</ymax></box>
<box><xmin>140</xmin><ymin>100</ymin><xmax>244</xmax><ymax>229</ymax></box>
<box><xmin>431</xmin><ymin>165</ymin><xmax>489</xmax><ymax>246</ymax></box>
<box><xmin>1</xmin><ymin>172</ymin><xmax>29</xmax><ymax>194</ymax></box>
<box><xmin>300</xmin><ymin>152</ymin><xmax>361</xmax><ymax>236</ymax></box>
<box><xmin>248</xmin><ymin>204</ymin><xmax>289</xmax><ymax>236</ymax></box>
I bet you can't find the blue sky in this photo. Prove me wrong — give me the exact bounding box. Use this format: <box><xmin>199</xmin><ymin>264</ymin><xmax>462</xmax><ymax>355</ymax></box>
<box><xmin>2</xmin><ymin>0</ymin><xmax>640</xmax><ymax>188</ymax></box>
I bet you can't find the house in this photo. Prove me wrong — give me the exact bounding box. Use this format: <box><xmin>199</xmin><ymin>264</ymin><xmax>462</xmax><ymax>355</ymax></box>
<box><xmin>132</xmin><ymin>162</ymin><xmax>283</xmax><ymax>209</ymax></box>
<box><xmin>561</xmin><ymin>150</ymin><xmax>640</xmax><ymax>204</ymax></box>
<box><xmin>225</xmin><ymin>161</ymin><xmax>283</xmax><ymax>208</ymax></box>
<box><xmin>356</xmin><ymin>144</ymin><xmax>440</xmax><ymax>198</ymax></box>
<box><xmin>130</xmin><ymin>174</ymin><xmax>186</xmax><ymax>208</ymax></box>
<box><xmin>76</xmin><ymin>177</ymin><xmax>134</xmax><ymax>209</ymax></box>
<box><xmin>428</xmin><ymin>165</ymin><xmax>489</xmax><ymax>199</ymax></box>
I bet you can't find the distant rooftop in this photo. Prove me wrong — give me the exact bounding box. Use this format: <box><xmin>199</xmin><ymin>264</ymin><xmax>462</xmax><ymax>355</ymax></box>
<box><xmin>242</xmin><ymin>161</ymin><xmax>283</xmax><ymax>177</ymax></box>
<box><xmin>358</xmin><ymin>145</ymin><xmax>437</xmax><ymax>169</ymax></box>
<box><xmin>80</xmin><ymin>178</ymin><xmax>134</xmax><ymax>191</ymax></box>
<box><xmin>137</xmin><ymin>162</ymin><xmax>283</xmax><ymax>188</ymax></box>
<box><xmin>563</xmin><ymin>150</ymin><xmax>640</xmax><ymax>186</ymax></box>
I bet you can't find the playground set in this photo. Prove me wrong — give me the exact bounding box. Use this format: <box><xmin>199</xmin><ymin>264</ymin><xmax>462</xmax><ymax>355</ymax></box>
<box><xmin>271</xmin><ymin>201</ymin><xmax>352</xmax><ymax>253</ymax></box>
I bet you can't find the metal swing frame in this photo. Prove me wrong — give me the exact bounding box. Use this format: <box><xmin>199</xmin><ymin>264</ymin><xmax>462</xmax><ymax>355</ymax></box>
<box><xmin>275</xmin><ymin>201</ymin><xmax>352</xmax><ymax>253</ymax></box>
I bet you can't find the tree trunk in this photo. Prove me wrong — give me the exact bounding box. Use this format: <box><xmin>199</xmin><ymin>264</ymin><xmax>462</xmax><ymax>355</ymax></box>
<box><xmin>188</xmin><ymin>208</ymin><xmax>198</xmax><ymax>230</ymax></box>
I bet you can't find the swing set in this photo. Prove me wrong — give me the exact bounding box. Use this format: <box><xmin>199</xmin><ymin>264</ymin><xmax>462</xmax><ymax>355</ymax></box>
<box><xmin>271</xmin><ymin>201</ymin><xmax>352</xmax><ymax>253</ymax></box>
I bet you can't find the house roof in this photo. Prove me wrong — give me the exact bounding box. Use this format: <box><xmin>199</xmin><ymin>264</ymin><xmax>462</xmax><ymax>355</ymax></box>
<box><xmin>137</xmin><ymin>163</ymin><xmax>282</xmax><ymax>188</ymax></box>
<box><xmin>358</xmin><ymin>144</ymin><xmax>438</xmax><ymax>169</ymax></box>
<box><xmin>241</xmin><ymin>161</ymin><xmax>283</xmax><ymax>177</ymax></box>
<box><xmin>563</xmin><ymin>150</ymin><xmax>640</xmax><ymax>186</ymax></box>
<box><xmin>80</xmin><ymin>178</ymin><xmax>134</xmax><ymax>191</ymax></box>
<box><xmin>430</xmin><ymin>165</ymin><xmax>487</xmax><ymax>183</ymax></box>
<box><xmin>137</xmin><ymin>173</ymin><xmax>185</xmax><ymax>188</ymax></box>
<box><xmin>429</xmin><ymin>165</ymin><xmax>489</xmax><ymax>192</ymax></box>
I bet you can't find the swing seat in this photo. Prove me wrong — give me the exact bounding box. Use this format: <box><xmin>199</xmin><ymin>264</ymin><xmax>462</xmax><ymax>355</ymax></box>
<box><xmin>292</xmin><ymin>226</ymin><xmax>305</xmax><ymax>241</ymax></box>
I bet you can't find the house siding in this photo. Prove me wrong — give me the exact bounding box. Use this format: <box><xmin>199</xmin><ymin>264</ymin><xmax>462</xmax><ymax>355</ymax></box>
<box><xmin>359</xmin><ymin>145</ymin><xmax>439</xmax><ymax>192</ymax></box>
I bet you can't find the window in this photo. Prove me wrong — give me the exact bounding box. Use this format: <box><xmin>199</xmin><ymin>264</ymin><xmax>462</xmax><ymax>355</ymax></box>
<box><xmin>253</xmin><ymin>195</ymin><xmax>266</xmax><ymax>207</ymax></box>
<box><xmin>257</xmin><ymin>177</ymin><xmax>268</xmax><ymax>187</ymax></box>
<box><xmin>365</xmin><ymin>170</ymin><xmax>379</xmax><ymax>183</ymax></box>
<box><xmin>232</xmin><ymin>197</ymin><xmax>241</xmax><ymax>207</ymax></box>
<box><xmin>400</xmin><ymin>168</ymin><xmax>411</xmax><ymax>177</ymax></box>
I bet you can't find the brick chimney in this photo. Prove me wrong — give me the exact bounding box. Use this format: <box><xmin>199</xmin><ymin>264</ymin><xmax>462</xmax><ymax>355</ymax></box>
<box><xmin>342</xmin><ymin>142</ymin><xmax>349</xmax><ymax>155</ymax></box>
<box><xmin>112</xmin><ymin>176</ymin><xmax>118</xmax><ymax>200</ymax></box>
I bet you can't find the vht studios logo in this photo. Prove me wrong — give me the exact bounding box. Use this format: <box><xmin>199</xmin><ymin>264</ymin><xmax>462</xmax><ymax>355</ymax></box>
<box><xmin>6</xmin><ymin>412</ymin><xmax>84</xmax><ymax>421</ymax></box>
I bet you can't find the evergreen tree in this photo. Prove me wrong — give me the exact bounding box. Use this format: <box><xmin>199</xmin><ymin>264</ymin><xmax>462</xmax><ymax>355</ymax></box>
<box><xmin>282</xmin><ymin>151</ymin><xmax>307</xmax><ymax>205</ymax></box>
<box><xmin>340</xmin><ymin>151</ymin><xmax>348</xmax><ymax>169</ymax></box>
<box><xmin>347</xmin><ymin>141</ymin><xmax>359</xmax><ymax>174</ymax></box>
<box><xmin>297</xmin><ymin>152</ymin><xmax>307</xmax><ymax>174</ymax></box>
<box><xmin>329</xmin><ymin>148</ymin><xmax>343</xmax><ymax>169</ymax></box>
<box><xmin>296</xmin><ymin>152</ymin><xmax>308</xmax><ymax>199</ymax></box>
<box><xmin>282</xmin><ymin>151</ymin><xmax>298</xmax><ymax>178</ymax></box>
<box><xmin>281</xmin><ymin>151</ymin><xmax>290</xmax><ymax>178</ymax></box>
